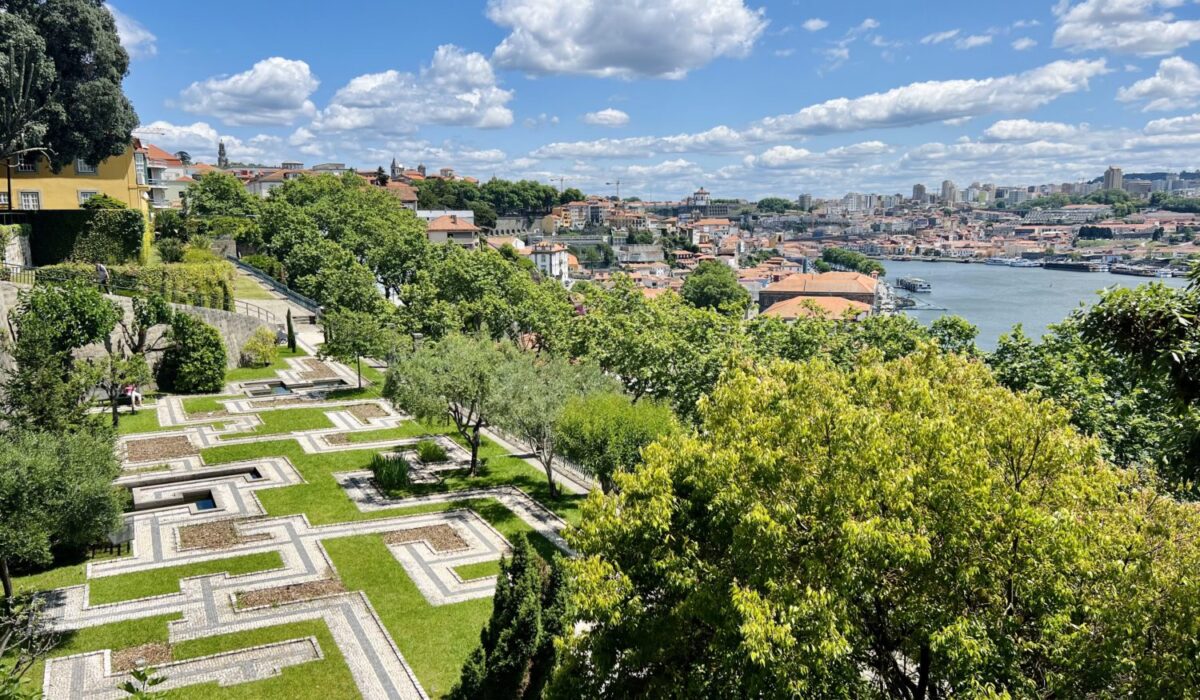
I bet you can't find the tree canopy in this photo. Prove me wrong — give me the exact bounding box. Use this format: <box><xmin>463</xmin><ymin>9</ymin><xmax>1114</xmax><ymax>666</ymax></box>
<box><xmin>0</xmin><ymin>0</ymin><xmax>138</xmax><ymax>169</ymax></box>
<box><xmin>553</xmin><ymin>348</ymin><xmax>1200</xmax><ymax>697</ymax></box>
<box><xmin>680</xmin><ymin>259</ymin><xmax>751</xmax><ymax>316</ymax></box>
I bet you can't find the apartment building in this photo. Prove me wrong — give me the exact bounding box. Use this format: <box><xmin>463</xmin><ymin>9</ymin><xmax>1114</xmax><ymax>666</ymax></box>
<box><xmin>0</xmin><ymin>141</ymin><xmax>150</xmax><ymax>213</ymax></box>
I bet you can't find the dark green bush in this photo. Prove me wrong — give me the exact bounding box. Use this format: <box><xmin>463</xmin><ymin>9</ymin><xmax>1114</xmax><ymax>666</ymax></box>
<box><xmin>36</xmin><ymin>261</ymin><xmax>235</xmax><ymax>311</ymax></box>
<box><xmin>28</xmin><ymin>209</ymin><xmax>145</xmax><ymax>264</ymax></box>
<box><xmin>416</xmin><ymin>439</ymin><xmax>449</xmax><ymax>463</ymax></box>
<box><xmin>157</xmin><ymin>238</ymin><xmax>186</xmax><ymax>263</ymax></box>
<box><xmin>242</xmin><ymin>254</ymin><xmax>283</xmax><ymax>279</ymax></box>
<box><xmin>157</xmin><ymin>313</ymin><xmax>227</xmax><ymax>393</ymax></box>
<box><xmin>370</xmin><ymin>453</ymin><xmax>411</xmax><ymax>491</ymax></box>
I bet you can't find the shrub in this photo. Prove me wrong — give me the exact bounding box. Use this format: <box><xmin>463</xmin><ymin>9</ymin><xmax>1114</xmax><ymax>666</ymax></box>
<box><xmin>370</xmin><ymin>453</ymin><xmax>411</xmax><ymax>491</ymax></box>
<box><xmin>157</xmin><ymin>313</ymin><xmax>227</xmax><ymax>393</ymax></box>
<box><xmin>28</xmin><ymin>209</ymin><xmax>145</xmax><ymax>264</ymax></box>
<box><xmin>157</xmin><ymin>238</ymin><xmax>186</xmax><ymax>263</ymax></box>
<box><xmin>80</xmin><ymin>193</ymin><xmax>127</xmax><ymax>210</ymax></box>
<box><xmin>240</xmin><ymin>327</ymin><xmax>280</xmax><ymax>368</ymax></box>
<box><xmin>35</xmin><ymin>261</ymin><xmax>235</xmax><ymax>311</ymax></box>
<box><xmin>416</xmin><ymin>439</ymin><xmax>449</xmax><ymax>463</ymax></box>
<box><xmin>242</xmin><ymin>254</ymin><xmax>284</xmax><ymax>279</ymax></box>
<box><xmin>154</xmin><ymin>210</ymin><xmax>188</xmax><ymax>241</ymax></box>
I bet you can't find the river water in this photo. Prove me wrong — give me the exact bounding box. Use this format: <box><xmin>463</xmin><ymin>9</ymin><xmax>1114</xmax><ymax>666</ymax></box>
<box><xmin>882</xmin><ymin>260</ymin><xmax>1190</xmax><ymax>351</ymax></box>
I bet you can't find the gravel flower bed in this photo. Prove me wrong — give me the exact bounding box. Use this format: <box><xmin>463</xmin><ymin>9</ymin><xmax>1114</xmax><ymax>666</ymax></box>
<box><xmin>236</xmin><ymin>572</ymin><xmax>346</xmax><ymax>609</ymax></box>
<box><xmin>346</xmin><ymin>403</ymin><xmax>388</xmax><ymax>422</ymax></box>
<box><xmin>383</xmin><ymin>524</ymin><xmax>467</xmax><ymax>552</ymax></box>
<box><xmin>111</xmin><ymin>642</ymin><xmax>172</xmax><ymax>672</ymax></box>
<box><xmin>188</xmin><ymin>408</ymin><xmax>229</xmax><ymax>420</ymax></box>
<box><xmin>178</xmin><ymin>519</ymin><xmax>270</xmax><ymax>550</ymax></box>
<box><xmin>299</xmin><ymin>359</ymin><xmax>337</xmax><ymax>380</ymax></box>
<box><xmin>125</xmin><ymin>436</ymin><xmax>198</xmax><ymax>463</ymax></box>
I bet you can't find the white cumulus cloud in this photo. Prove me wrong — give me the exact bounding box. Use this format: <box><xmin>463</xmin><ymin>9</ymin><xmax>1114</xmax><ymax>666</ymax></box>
<box><xmin>1012</xmin><ymin>37</ymin><xmax>1037</xmax><ymax>51</ymax></box>
<box><xmin>487</xmin><ymin>0</ymin><xmax>767</xmax><ymax>78</ymax></box>
<box><xmin>983</xmin><ymin>119</ymin><xmax>1081</xmax><ymax>141</ymax></box>
<box><xmin>133</xmin><ymin>121</ymin><xmax>279</xmax><ymax>163</ymax></box>
<box><xmin>1117</xmin><ymin>56</ymin><xmax>1200</xmax><ymax>110</ymax></box>
<box><xmin>582</xmin><ymin>108</ymin><xmax>630</xmax><ymax>127</ymax></box>
<box><xmin>106</xmin><ymin>4</ymin><xmax>156</xmax><ymax>59</ymax></box>
<box><xmin>955</xmin><ymin>34</ymin><xmax>993</xmax><ymax>50</ymax></box>
<box><xmin>803</xmin><ymin>18</ymin><xmax>829</xmax><ymax>32</ymax></box>
<box><xmin>177</xmin><ymin>58</ymin><xmax>318</xmax><ymax>126</ymax></box>
<box><xmin>314</xmin><ymin>45</ymin><xmax>514</xmax><ymax>134</ymax></box>
<box><xmin>1054</xmin><ymin>0</ymin><xmax>1200</xmax><ymax>55</ymax></box>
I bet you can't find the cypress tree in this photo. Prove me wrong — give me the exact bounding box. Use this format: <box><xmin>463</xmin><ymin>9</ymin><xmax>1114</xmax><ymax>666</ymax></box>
<box><xmin>286</xmin><ymin>308</ymin><xmax>297</xmax><ymax>352</ymax></box>
<box><xmin>449</xmin><ymin>536</ymin><xmax>566</xmax><ymax>700</ymax></box>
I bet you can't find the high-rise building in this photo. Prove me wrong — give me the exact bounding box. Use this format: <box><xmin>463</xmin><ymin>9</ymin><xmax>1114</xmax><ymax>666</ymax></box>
<box><xmin>940</xmin><ymin>180</ymin><xmax>957</xmax><ymax>205</ymax></box>
<box><xmin>1103</xmin><ymin>166</ymin><xmax>1123</xmax><ymax>192</ymax></box>
<box><xmin>797</xmin><ymin>193</ymin><xmax>813</xmax><ymax>210</ymax></box>
<box><xmin>912</xmin><ymin>183</ymin><xmax>926</xmax><ymax>202</ymax></box>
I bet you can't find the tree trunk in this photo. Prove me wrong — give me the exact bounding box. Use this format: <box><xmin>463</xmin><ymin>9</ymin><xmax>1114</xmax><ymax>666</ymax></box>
<box><xmin>469</xmin><ymin>423</ymin><xmax>482</xmax><ymax>477</ymax></box>
<box><xmin>915</xmin><ymin>642</ymin><xmax>932</xmax><ymax>699</ymax></box>
<box><xmin>1</xmin><ymin>558</ymin><xmax>12</xmax><ymax>600</ymax></box>
<box><xmin>356</xmin><ymin>356</ymin><xmax>362</xmax><ymax>388</ymax></box>
<box><xmin>111</xmin><ymin>392</ymin><xmax>119</xmax><ymax>427</ymax></box>
<box><xmin>542</xmin><ymin>456</ymin><xmax>559</xmax><ymax>498</ymax></box>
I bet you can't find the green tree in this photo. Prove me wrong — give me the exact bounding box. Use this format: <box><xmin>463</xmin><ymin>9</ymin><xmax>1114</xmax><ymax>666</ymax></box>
<box><xmin>450</xmin><ymin>536</ymin><xmax>567</xmax><ymax>700</ymax></box>
<box><xmin>384</xmin><ymin>334</ymin><xmax>511</xmax><ymax>474</ymax></box>
<box><xmin>928</xmin><ymin>315</ymin><xmax>978</xmax><ymax>355</ymax></box>
<box><xmin>80</xmin><ymin>192</ymin><xmax>126</xmax><ymax>210</ymax></box>
<box><xmin>559</xmin><ymin>188</ymin><xmax>584</xmax><ymax>205</ymax></box>
<box><xmin>0</xmin><ymin>0</ymin><xmax>138</xmax><ymax>170</ymax></box>
<box><xmin>285</xmin><ymin>308</ymin><xmax>297</xmax><ymax>352</ymax></box>
<box><xmin>551</xmin><ymin>349</ymin><xmax>1200</xmax><ymax>697</ymax></box>
<box><xmin>680</xmin><ymin>259</ymin><xmax>750</xmax><ymax>316</ymax></box>
<box><xmin>0</xmin><ymin>11</ymin><xmax>55</xmax><ymax>163</ymax></box>
<box><xmin>156</xmin><ymin>313</ymin><xmax>226</xmax><ymax>394</ymax></box>
<box><xmin>497</xmin><ymin>353</ymin><xmax>613</xmax><ymax>497</ymax></box>
<box><xmin>2</xmin><ymin>283</ymin><xmax>120</xmax><ymax>432</ymax></box>
<box><xmin>756</xmin><ymin>196</ymin><xmax>792</xmax><ymax>213</ymax></box>
<box><xmin>184</xmin><ymin>171</ymin><xmax>260</xmax><ymax>217</ymax></box>
<box><xmin>119</xmin><ymin>294</ymin><xmax>173</xmax><ymax>355</ymax></box>
<box><xmin>0</xmin><ymin>429</ymin><xmax>123</xmax><ymax>599</ymax></box>
<box><xmin>0</xmin><ymin>594</ymin><xmax>58</xmax><ymax>697</ymax></box>
<box><xmin>320</xmin><ymin>307</ymin><xmax>394</xmax><ymax>388</ymax></box>
<box><xmin>556</xmin><ymin>392</ymin><xmax>678</xmax><ymax>493</ymax></box>
<box><xmin>94</xmin><ymin>351</ymin><xmax>150</xmax><ymax>427</ymax></box>
<box><xmin>154</xmin><ymin>209</ymin><xmax>187</xmax><ymax>241</ymax></box>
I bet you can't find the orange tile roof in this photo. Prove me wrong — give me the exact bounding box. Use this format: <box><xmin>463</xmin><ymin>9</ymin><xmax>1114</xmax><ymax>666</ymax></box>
<box><xmin>384</xmin><ymin>181</ymin><xmax>418</xmax><ymax>202</ymax></box>
<box><xmin>762</xmin><ymin>296</ymin><xmax>871</xmax><ymax>320</ymax></box>
<box><xmin>763</xmin><ymin>271</ymin><xmax>878</xmax><ymax>295</ymax></box>
<box><xmin>427</xmin><ymin>215</ymin><xmax>479</xmax><ymax>233</ymax></box>
<box><xmin>144</xmin><ymin>144</ymin><xmax>182</xmax><ymax>165</ymax></box>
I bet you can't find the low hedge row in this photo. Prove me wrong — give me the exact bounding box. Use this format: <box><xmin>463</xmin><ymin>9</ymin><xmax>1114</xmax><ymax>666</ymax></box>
<box><xmin>36</xmin><ymin>261</ymin><xmax>236</xmax><ymax>311</ymax></box>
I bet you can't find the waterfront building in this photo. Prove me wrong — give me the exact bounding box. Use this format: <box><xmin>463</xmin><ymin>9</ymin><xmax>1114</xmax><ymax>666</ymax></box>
<box><xmin>758</xmin><ymin>271</ymin><xmax>880</xmax><ymax>311</ymax></box>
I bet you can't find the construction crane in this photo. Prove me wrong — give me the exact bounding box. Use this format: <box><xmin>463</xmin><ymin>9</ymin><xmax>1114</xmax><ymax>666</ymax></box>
<box><xmin>554</xmin><ymin>176</ymin><xmax>567</xmax><ymax>193</ymax></box>
<box><xmin>606</xmin><ymin>179</ymin><xmax>622</xmax><ymax>201</ymax></box>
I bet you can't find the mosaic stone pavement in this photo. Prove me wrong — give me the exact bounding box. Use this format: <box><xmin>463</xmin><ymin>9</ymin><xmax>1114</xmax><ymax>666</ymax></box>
<box><xmin>42</xmin><ymin>365</ymin><xmax>576</xmax><ymax>699</ymax></box>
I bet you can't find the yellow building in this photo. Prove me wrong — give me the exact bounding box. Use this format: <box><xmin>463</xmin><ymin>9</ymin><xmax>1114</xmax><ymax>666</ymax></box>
<box><xmin>0</xmin><ymin>139</ymin><xmax>150</xmax><ymax>215</ymax></box>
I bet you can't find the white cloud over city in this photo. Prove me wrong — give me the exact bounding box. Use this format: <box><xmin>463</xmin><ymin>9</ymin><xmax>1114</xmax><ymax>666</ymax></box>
<box><xmin>177</xmin><ymin>58</ymin><xmax>319</xmax><ymax>126</ymax></box>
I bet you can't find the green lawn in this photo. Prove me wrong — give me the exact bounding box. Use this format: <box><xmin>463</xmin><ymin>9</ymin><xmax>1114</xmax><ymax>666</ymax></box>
<box><xmin>226</xmin><ymin>347</ymin><xmax>309</xmax><ymax>384</ymax></box>
<box><xmin>241</xmin><ymin>406</ymin><xmax>336</xmax><ymax>436</ymax></box>
<box><xmin>182</xmin><ymin>394</ymin><xmax>242</xmax><ymax>415</ymax></box>
<box><xmin>89</xmin><ymin>551</ymin><xmax>284</xmax><ymax>605</ymax></box>
<box><xmin>233</xmin><ymin>274</ymin><xmax>278</xmax><ymax>301</ymax></box>
<box><xmin>452</xmin><ymin>560</ymin><xmax>501</xmax><ymax>581</ymax></box>
<box><xmin>116</xmin><ymin>408</ymin><xmax>170</xmax><ymax>435</ymax></box>
<box><xmin>19</xmin><ymin>616</ymin><xmax>358</xmax><ymax>700</ymax></box>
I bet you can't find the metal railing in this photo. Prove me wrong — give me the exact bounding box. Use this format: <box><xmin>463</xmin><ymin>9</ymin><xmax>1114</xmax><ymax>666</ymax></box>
<box><xmin>234</xmin><ymin>299</ymin><xmax>276</xmax><ymax>324</ymax></box>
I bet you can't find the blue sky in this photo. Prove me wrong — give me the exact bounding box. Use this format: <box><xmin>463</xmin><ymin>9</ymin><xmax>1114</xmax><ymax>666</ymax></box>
<box><xmin>109</xmin><ymin>0</ymin><xmax>1200</xmax><ymax>199</ymax></box>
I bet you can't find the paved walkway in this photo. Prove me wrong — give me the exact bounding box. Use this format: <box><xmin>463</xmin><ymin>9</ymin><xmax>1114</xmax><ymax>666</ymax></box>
<box><xmin>43</xmin><ymin>355</ymin><xmax>578</xmax><ymax>699</ymax></box>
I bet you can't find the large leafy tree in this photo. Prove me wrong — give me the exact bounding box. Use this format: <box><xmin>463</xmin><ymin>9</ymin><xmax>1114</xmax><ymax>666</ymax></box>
<box><xmin>552</xmin><ymin>349</ymin><xmax>1200</xmax><ymax>697</ymax></box>
<box><xmin>0</xmin><ymin>429</ymin><xmax>123</xmax><ymax>599</ymax></box>
<box><xmin>2</xmin><ymin>283</ymin><xmax>120</xmax><ymax>432</ymax></box>
<box><xmin>680</xmin><ymin>259</ymin><xmax>750</xmax><ymax>316</ymax></box>
<box><xmin>1</xmin><ymin>0</ymin><xmax>138</xmax><ymax>170</ymax></box>
<box><xmin>383</xmin><ymin>334</ymin><xmax>512</xmax><ymax>474</ymax></box>
<box><xmin>497</xmin><ymin>353</ymin><xmax>613</xmax><ymax>497</ymax></box>
<box><xmin>0</xmin><ymin>12</ymin><xmax>55</xmax><ymax>162</ymax></box>
<box><xmin>556</xmin><ymin>392</ymin><xmax>678</xmax><ymax>494</ymax></box>
<box><xmin>185</xmin><ymin>171</ymin><xmax>260</xmax><ymax>217</ymax></box>
<box><xmin>320</xmin><ymin>307</ymin><xmax>396</xmax><ymax>388</ymax></box>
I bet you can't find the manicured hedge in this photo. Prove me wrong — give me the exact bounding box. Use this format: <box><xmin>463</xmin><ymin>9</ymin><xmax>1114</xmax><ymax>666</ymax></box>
<box><xmin>36</xmin><ymin>261</ymin><xmax>235</xmax><ymax>311</ymax></box>
<box><xmin>28</xmin><ymin>209</ymin><xmax>146</xmax><ymax>265</ymax></box>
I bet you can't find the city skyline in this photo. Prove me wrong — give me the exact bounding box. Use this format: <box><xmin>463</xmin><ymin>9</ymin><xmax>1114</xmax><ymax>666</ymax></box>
<box><xmin>111</xmin><ymin>0</ymin><xmax>1200</xmax><ymax>199</ymax></box>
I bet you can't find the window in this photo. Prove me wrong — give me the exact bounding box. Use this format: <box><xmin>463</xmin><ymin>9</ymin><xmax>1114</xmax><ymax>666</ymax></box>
<box><xmin>134</xmin><ymin>153</ymin><xmax>146</xmax><ymax>185</ymax></box>
<box><xmin>19</xmin><ymin>192</ymin><xmax>40</xmax><ymax>211</ymax></box>
<box><xmin>16</xmin><ymin>154</ymin><xmax>35</xmax><ymax>172</ymax></box>
<box><xmin>0</xmin><ymin>192</ymin><xmax>7</xmax><ymax>207</ymax></box>
<box><xmin>78</xmin><ymin>190</ymin><xmax>99</xmax><ymax>206</ymax></box>
<box><xmin>75</xmin><ymin>159</ymin><xmax>97</xmax><ymax>174</ymax></box>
